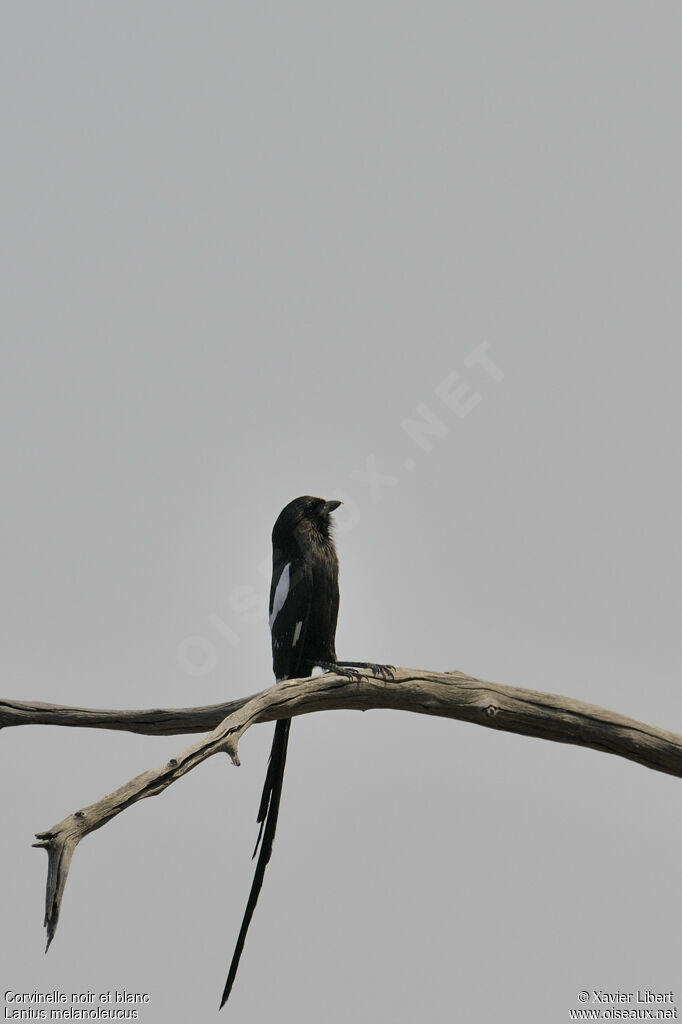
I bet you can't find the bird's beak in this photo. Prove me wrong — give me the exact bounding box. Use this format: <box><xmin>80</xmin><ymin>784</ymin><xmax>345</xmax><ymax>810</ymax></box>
<box><xmin>323</xmin><ymin>500</ymin><xmax>342</xmax><ymax>513</ymax></box>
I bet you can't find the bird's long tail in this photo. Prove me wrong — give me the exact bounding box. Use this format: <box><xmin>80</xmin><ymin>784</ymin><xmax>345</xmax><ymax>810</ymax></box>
<box><xmin>219</xmin><ymin>717</ymin><xmax>291</xmax><ymax>1009</ymax></box>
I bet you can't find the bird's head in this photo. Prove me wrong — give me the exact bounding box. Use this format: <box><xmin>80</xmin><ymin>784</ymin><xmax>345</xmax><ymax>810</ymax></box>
<box><xmin>272</xmin><ymin>495</ymin><xmax>342</xmax><ymax>551</ymax></box>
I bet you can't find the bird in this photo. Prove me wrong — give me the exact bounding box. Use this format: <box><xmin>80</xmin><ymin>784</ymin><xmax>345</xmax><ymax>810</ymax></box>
<box><xmin>219</xmin><ymin>495</ymin><xmax>343</xmax><ymax>1009</ymax></box>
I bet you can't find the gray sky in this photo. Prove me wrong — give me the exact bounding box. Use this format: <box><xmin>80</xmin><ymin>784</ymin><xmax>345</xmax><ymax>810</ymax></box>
<box><xmin>2</xmin><ymin>3</ymin><xmax>681</xmax><ymax>1022</ymax></box>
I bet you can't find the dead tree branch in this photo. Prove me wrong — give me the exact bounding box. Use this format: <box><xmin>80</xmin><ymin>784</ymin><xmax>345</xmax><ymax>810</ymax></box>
<box><xmin>3</xmin><ymin>666</ymin><xmax>681</xmax><ymax>951</ymax></box>
<box><xmin>0</xmin><ymin>694</ymin><xmax>254</xmax><ymax>735</ymax></box>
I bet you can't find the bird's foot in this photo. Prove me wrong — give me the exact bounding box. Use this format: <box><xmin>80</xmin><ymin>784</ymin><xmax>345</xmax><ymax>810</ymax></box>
<box><xmin>335</xmin><ymin>660</ymin><xmax>396</xmax><ymax>681</ymax></box>
<box><xmin>314</xmin><ymin>661</ymin><xmax>363</xmax><ymax>681</ymax></box>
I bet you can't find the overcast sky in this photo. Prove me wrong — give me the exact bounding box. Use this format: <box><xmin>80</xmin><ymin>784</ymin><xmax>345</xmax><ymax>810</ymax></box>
<box><xmin>2</xmin><ymin>4</ymin><xmax>681</xmax><ymax>1023</ymax></box>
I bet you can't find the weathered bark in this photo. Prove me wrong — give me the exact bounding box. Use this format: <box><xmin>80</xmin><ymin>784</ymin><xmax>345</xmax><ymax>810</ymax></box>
<box><xmin>2</xmin><ymin>666</ymin><xmax>681</xmax><ymax>951</ymax></box>
<box><xmin>0</xmin><ymin>694</ymin><xmax>253</xmax><ymax>734</ymax></box>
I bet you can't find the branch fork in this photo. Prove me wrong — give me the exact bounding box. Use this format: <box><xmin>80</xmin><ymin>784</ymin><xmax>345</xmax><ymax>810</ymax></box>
<box><xmin>1</xmin><ymin>666</ymin><xmax>680</xmax><ymax>950</ymax></box>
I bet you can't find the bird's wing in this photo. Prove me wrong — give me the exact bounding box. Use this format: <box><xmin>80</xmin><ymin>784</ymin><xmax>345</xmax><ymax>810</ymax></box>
<box><xmin>269</xmin><ymin>557</ymin><xmax>313</xmax><ymax>683</ymax></box>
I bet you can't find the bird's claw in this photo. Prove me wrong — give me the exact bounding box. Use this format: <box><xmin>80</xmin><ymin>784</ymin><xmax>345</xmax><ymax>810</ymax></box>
<box><xmin>366</xmin><ymin>662</ymin><xmax>395</xmax><ymax>681</ymax></box>
<box><xmin>338</xmin><ymin>665</ymin><xmax>363</xmax><ymax>682</ymax></box>
<box><xmin>334</xmin><ymin>660</ymin><xmax>396</xmax><ymax>681</ymax></box>
<box><xmin>315</xmin><ymin>661</ymin><xmax>363</xmax><ymax>681</ymax></box>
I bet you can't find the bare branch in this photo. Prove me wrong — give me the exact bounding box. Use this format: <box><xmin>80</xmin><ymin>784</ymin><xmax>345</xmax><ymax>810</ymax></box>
<box><xmin>19</xmin><ymin>666</ymin><xmax>682</xmax><ymax>949</ymax></box>
<box><xmin>8</xmin><ymin>667</ymin><xmax>682</xmax><ymax>776</ymax></box>
<box><xmin>32</xmin><ymin>692</ymin><xmax>257</xmax><ymax>948</ymax></box>
<box><xmin>0</xmin><ymin>695</ymin><xmax>254</xmax><ymax>735</ymax></box>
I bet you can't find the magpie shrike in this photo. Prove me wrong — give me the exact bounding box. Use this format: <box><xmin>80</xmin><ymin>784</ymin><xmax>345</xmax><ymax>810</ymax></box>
<box><xmin>219</xmin><ymin>495</ymin><xmax>342</xmax><ymax>1008</ymax></box>
<box><xmin>220</xmin><ymin>495</ymin><xmax>393</xmax><ymax>1008</ymax></box>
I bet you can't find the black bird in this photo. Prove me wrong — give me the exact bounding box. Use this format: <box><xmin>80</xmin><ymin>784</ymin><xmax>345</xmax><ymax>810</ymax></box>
<box><xmin>219</xmin><ymin>495</ymin><xmax>342</xmax><ymax>1009</ymax></box>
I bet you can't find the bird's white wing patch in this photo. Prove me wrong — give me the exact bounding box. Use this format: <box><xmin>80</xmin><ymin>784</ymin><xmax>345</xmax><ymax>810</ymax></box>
<box><xmin>269</xmin><ymin>562</ymin><xmax>291</xmax><ymax>629</ymax></box>
<box><xmin>292</xmin><ymin>620</ymin><xmax>303</xmax><ymax>646</ymax></box>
